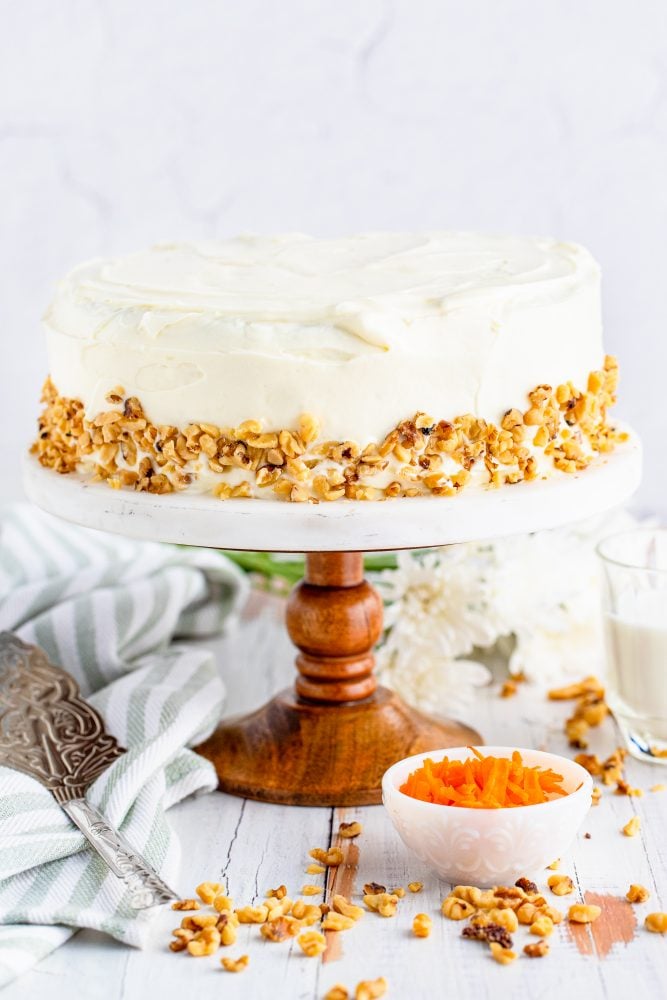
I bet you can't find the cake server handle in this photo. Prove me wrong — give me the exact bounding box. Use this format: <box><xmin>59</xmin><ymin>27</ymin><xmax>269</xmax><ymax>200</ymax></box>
<box><xmin>62</xmin><ymin>798</ymin><xmax>178</xmax><ymax>909</ymax></box>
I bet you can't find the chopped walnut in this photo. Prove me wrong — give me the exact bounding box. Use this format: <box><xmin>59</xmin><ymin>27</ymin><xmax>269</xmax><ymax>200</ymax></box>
<box><xmin>322</xmin><ymin>912</ymin><xmax>356</xmax><ymax>931</ymax></box>
<box><xmin>266</xmin><ymin>884</ymin><xmax>287</xmax><ymax>899</ymax></box>
<box><xmin>487</xmin><ymin>908</ymin><xmax>518</xmax><ymax>933</ymax></box>
<box><xmin>515</xmin><ymin>877</ymin><xmax>538</xmax><ymax>894</ymax></box>
<box><xmin>548</xmin><ymin>676</ymin><xmax>605</xmax><ymax>701</ymax></box>
<box><xmin>626</xmin><ymin>884</ymin><xmax>650</xmax><ymax>904</ymax></box>
<box><xmin>291</xmin><ymin>900</ymin><xmax>321</xmax><ymax>924</ymax></box>
<box><xmin>260</xmin><ymin>916</ymin><xmax>301</xmax><ymax>941</ymax></box>
<box><xmin>645</xmin><ymin>912</ymin><xmax>667</xmax><ymax>933</ymax></box>
<box><xmin>325</xmin><ymin>987</ymin><xmax>349</xmax><ymax>1000</ymax></box>
<box><xmin>220</xmin><ymin>954</ymin><xmax>249</xmax><ymax>973</ymax></box>
<box><xmin>338</xmin><ymin>821</ymin><xmax>362</xmax><ymax>838</ymax></box>
<box><xmin>462</xmin><ymin>923</ymin><xmax>513</xmax><ymax>949</ymax></box>
<box><xmin>355</xmin><ymin>978</ymin><xmax>388</xmax><ymax>1000</ymax></box>
<box><xmin>179</xmin><ymin>913</ymin><xmax>217</xmax><ymax>930</ymax></box>
<box><xmin>333</xmin><ymin>894</ymin><xmax>364</xmax><ymax>921</ymax></box>
<box><xmin>301</xmin><ymin>885</ymin><xmax>323</xmax><ymax>896</ymax></box>
<box><xmin>297</xmin><ymin>930</ymin><xmax>327</xmax><ymax>957</ymax></box>
<box><xmin>171</xmin><ymin>898</ymin><xmax>200</xmax><ymax>911</ymax></box>
<box><xmin>489</xmin><ymin>942</ymin><xmax>517</xmax><ymax>964</ymax></box>
<box><xmin>442</xmin><ymin>896</ymin><xmax>476</xmax><ymax>920</ymax></box>
<box><xmin>33</xmin><ymin>361</ymin><xmax>624</xmax><ymax>502</ymax></box>
<box><xmin>363</xmin><ymin>882</ymin><xmax>386</xmax><ymax>895</ymax></box>
<box><xmin>412</xmin><ymin>913</ymin><xmax>432</xmax><ymax>938</ymax></box>
<box><xmin>212</xmin><ymin>893</ymin><xmax>234</xmax><ymax>913</ymax></box>
<box><xmin>524</xmin><ymin>940</ymin><xmax>550</xmax><ymax>958</ymax></box>
<box><xmin>548</xmin><ymin>874</ymin><xmax>575</xmax><ymax>896</ymax></box>
<box><xmin>500</xmin><ymin>680</ymin><xmax>518</xmax><ymax>698</ymax></box>
<box><xmin>235</xmin><ymin>904</ymin><xmax>269</xmax><ymax>923</ymax></box>
<box><xmin>195</xmin><ymin>881</ymin><xmax>224</xmax><ymax>904</ymax></box>
<box><xmin>574</xmin><ymin>753</ymin><xmax>602</xmax><ymax>776</ymax></box>
<box><xmin>364</xmin><ymin>892</ymin><xmax>399</xmax><ymax>917</ymax></box>
<box><xmin>530</xmin><ymin>915</ymin><xmax>554</xmax><ymax>937</ymax></box>
<box><xmin>568</xmin><ymin>904</ymin><xmax>602</xmax><ymax>923</ymax></box>
<box><xmin>187</xmin><ymin>926</ymin><xmax>220</xmax><ymax>956</ymax></box>
<box><xmin>622</xmin><ymin>816</ymin><xmax>641</xmax><ymax>837</ymax></box>
<box><xmin>310</xmin><ymin>847</ymin><xmax>344</xmax><ymax>867</ymax></box>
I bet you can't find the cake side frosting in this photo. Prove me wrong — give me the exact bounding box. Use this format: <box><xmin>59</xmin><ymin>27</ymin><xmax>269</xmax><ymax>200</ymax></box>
<box><xmin>32</xmin><ymin>358</ymin><xmax>624</xmax><ymax>502</ymax></box>
<box><xmin>43</xmin><ymin>232</ymin><xmax>604</xmax><ymax>442</ymax></box>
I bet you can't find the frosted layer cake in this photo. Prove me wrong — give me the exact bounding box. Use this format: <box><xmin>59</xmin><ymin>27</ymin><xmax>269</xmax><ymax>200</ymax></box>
<box><xmin>32</xmin><ymin>233</ymin><xmax>625</xmax><ymax>502</ymax></box>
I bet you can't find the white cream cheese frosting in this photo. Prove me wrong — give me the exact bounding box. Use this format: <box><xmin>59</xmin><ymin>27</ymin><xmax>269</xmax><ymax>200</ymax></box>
<box><xmin>44</xmin><ymin>232</ymin><xmax>604</xmax><ymax>441</ymax></box>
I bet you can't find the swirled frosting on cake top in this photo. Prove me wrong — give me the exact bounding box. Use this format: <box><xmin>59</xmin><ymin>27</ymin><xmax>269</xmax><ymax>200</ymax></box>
<box><xmin>44</xmin><ymin>232</ymin><xmax>603</xmax><ymax>441</ymax></box>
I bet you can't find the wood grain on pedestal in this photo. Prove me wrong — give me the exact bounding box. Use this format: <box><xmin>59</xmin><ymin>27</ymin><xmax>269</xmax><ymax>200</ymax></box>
<box><xmin>197</xmin><ymin>551</ymin><xmax>481</xmax><ymax>805</ymax></box>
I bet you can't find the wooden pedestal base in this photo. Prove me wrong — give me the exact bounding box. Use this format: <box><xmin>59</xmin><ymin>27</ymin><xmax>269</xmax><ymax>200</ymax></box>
<box><xmin>198</xmin><ymin>685</ymin><xmax>480</xmax><ymax>806</ymax></box>
<box><xmin>197</xmin><ymin>550</ymin><xmax>482</xmax><ymax>806</ymax></box>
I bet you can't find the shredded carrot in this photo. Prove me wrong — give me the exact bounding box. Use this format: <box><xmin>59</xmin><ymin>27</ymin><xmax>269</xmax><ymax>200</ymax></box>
<box><xmin>399</xmin><ymin>748</ymin><xmax>568</xmax><ymax>808</ymax></box>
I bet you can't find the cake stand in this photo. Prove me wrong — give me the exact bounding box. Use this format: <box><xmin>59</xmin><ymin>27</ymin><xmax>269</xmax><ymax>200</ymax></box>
<box><xmin>23</xmin><ymin>433</ymin><xmax>642</xmax><ymax>806</ymax></box>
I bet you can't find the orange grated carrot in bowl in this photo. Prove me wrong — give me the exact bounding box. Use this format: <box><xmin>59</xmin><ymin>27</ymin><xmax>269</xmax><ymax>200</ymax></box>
<box><xmin>399</xmin><ymin>748</ymin><xmax>568</xmax><ymax>808</ymax></box>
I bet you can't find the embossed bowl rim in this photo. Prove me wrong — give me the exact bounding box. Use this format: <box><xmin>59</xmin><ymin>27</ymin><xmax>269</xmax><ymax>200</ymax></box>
<box><xmin>382</xmin><ymin>746</ymin><xmax>593</xmax><ymax>814</ymax></box>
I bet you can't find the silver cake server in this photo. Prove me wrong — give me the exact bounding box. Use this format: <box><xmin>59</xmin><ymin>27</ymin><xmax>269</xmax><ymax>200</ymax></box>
<box><xmin>0</xmin><ymin>632</ymin><xmax>178</xmax><ymax>908</ymax></box>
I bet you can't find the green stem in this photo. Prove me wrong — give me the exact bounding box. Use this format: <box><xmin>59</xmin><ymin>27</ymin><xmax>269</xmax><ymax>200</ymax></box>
<box><xmin>223</xmin><ymin>550</ymin><xmax>398</xmax><ymax>585</ymax></box>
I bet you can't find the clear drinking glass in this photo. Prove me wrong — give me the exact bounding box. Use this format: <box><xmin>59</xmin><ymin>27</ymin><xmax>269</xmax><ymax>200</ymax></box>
<box><xmin>597</xmin><ymin>529</ymin><xmax>667</xmax><ymax>764</ymax></box>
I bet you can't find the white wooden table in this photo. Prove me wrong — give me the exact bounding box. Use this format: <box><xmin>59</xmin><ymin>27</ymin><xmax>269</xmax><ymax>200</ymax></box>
<box><xmin>7</xmin><ymin>594</ymin><xmax>667</xmax><ymax>1000</ymax></box>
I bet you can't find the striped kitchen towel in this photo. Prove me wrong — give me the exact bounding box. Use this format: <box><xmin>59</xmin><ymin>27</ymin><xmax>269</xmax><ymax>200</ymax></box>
<box><xmin>0</xmin><ymin>503</ymin><xmax>248</xmax><ymax>986</ymax></box>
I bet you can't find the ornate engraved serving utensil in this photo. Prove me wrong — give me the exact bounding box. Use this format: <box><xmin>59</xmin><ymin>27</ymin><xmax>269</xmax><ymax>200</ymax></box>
<box><xmin>0</xmin><ymin>632</ymin><xmax>178</xmax><ymax>908</ymax></box>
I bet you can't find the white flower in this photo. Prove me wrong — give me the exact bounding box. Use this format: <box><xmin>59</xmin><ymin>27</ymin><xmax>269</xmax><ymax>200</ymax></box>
<box><xmin>373</xmin><ymin>506</ymin><xmax>641</xmax><ymax>716</ymax></box>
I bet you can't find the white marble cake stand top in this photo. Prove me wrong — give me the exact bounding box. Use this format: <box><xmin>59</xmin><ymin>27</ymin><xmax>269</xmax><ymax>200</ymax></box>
<box><xmin>23</xmin><ymin>432</ymin><xmax>641</xmax><ymax>553</ymax></box>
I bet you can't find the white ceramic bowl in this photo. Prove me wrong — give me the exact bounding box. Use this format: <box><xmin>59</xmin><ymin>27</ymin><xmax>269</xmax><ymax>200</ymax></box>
<box><xmin>382</xmin><ymin>746</ymin><xmax>593</xmax><ymax>886</ymax></box>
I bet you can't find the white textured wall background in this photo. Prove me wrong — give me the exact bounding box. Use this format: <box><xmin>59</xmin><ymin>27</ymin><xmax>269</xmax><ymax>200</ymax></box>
<box><xmin>1</xmin><ymin>0</ymin><xmax>665</xmax><ymax>514</ymax></box>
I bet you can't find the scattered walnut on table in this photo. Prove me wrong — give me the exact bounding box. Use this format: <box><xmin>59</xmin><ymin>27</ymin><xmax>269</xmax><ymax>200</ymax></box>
<box><xmin>364</xmin><ymin>892</ymin><xmax>399</xmax><ymax>917</ymax></box>
<box><xmin>548</xmin><ymin>874</ymin><xmax>575</xmax><ymax>896</ymax></box>
<box><xmin>333</xmin><ymin>894</ymin><xmax>364</xmax><ymax>921</ymax></box>
<box><xmin>260</xmin><ymin>917</ymin><xmax>301</xmax><ymax>942</ymax></box>
<box><xmin>524</xmin><ymin>940</ymin><xmax>550</xmax><ymax>958</ymax></box>
<box><xmin>266</xmin><ymin>884</ymin><xmax>287</xmax><ymax>899</ymax></box>
<box><xmin>221</xmin><ymin>954</ymin><xmax>249</xmax><ymax>972</ymax></box>
<box><xmin>442</xmin><ymin>896</ymin><xmax>476</xmax><ymax>920</ymax></box>
<box><xmin>363</xmin><ymin>882</ymin><xmax>386</xmax><ymax>895</ymax></box>
<box><xmin>462</xmin><ymin>922</ymin><xmax>513</xmax><ymax>950</ymax></box>
<box><xmin>489</xmin><ymin>942</ymin><xmax>517</xmax><ymax>965</ymax></box>
<box><xmin>322</xmin><ymin>912</ymin><xmax>356</xmax><ymax>932</ymax></box>
<box><xmin>645</xmin><ymin>912</ymin><xmax>667</xmax><ymax>933</ymax></box>
<box><xmin>355</xmin><ymin>977</ymin><xmax>388</xmax><ymax>1000</ymax></box>
<box><xmin>194</xmin><ymin>881</ymin><xmax>225</xmax><ymax>904</ymax></box>
<box><xmin>310</xmin><ymin>847</ymin><xmax>344</xmax><ymax>867</ymax></box>
<box><xmin>324</xmin><ymin>987</ymin><xmax>349</xmax><ymax>1000</ymax></box>
<box><xmin>302</xmin><ymin>884</ymin><xmax>323</xmax><ymax>896</ymax></box>
<box><xmin>626</xmin><ymin>884</ymin><xmax>650</xmax><ymax>904</ymax></box>
<box><xmin>297</xmin><ymin>930</ymin><xmax>327</xmax><ymax>957</ymax></box>
<box><xmin>187</xmin><ymin>926</ymin><xmax>221</xmax><ymax>956</ymax></box>
<box><xmin>530</xmin><ymin>915</ymin><xmax>554</xmax><ymax>937</ymax></box>
<box><xmin>412</xmin><ymin>913</ymin><xmax>432</xmax><ymax>938</ymax></box>
<box><xmin>568</xmin><ymin>904</ymin><xmax>602</xmax><ymax>924</ymax></box>
<box><xmin>622</xmin><ymin>816</ymin><xmax>641</xmax><ymax>837</ymax></box>
<box><xmin>171</xmin><ymin>898</ymin><xmax>200</xmax><ymax>911</ymax></box>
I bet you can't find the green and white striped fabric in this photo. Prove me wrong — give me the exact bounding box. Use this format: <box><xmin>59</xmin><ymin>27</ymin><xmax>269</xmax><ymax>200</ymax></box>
<box><xmin>0</xmin><ymin>503</ymin><xmax>248</xmax><ymax>986</ymax></box>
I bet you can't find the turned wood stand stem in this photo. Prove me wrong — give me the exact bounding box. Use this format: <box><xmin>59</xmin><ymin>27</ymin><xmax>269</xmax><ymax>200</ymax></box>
<box><xmin>197</xmin><ymin>551</ymin><xmax>481</xmax><ymax>806</ymax></box>
<box><xmin>290</xmin><ymin>552</ymin><xmax>380</xmax><ymax>703</ymax></box>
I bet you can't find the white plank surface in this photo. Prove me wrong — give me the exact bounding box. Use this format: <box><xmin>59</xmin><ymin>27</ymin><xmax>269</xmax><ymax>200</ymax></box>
<box><xmin>6</xmin><ymin>595</ymin><xmax>667</xmax><ymax>1000</ymax></box>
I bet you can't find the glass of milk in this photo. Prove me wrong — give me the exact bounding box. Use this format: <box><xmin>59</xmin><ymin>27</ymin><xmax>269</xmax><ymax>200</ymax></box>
<box><xmin>598</xmin><ymin>529</ymin><xmax>667</xmax><ymax>764</ymax></box>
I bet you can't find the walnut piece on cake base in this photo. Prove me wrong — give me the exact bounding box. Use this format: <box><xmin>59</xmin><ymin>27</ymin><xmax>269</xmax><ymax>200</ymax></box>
<box><xmin>31</xmin><ymin>357</ymin><xmax>625</xmax><ymax>503</ymax></box>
